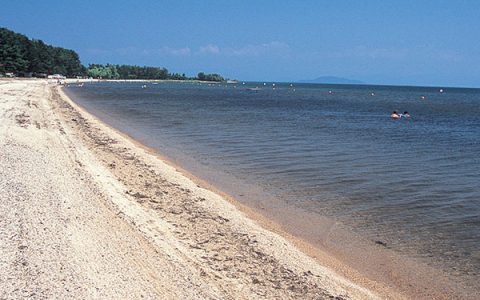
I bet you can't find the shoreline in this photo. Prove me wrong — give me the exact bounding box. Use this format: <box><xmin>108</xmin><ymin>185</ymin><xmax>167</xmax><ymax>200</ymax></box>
<box><xmin>1</xmin><ymin>78</ymin><xmax>474</xmax><ymax>298</ymax></box>
<box><xmin>54</xmin><ymin>82</ymin><xmax>386</xmax><ymax>298</ymax></box>
<box><xmin>59</xmin><ymin>81</ymin><xmax>477</xmax><ymax>299</ymax></box>
<box><xmin>59</xmin><ymin>86</ymin><xmax>397</xmax><ymax>297</ymax></box>
<box><xmin>0</xmin><ymin>78</ymin><xmax>380</xmax><ymax>298</ymax></box>
<box><xmin>63</xmin><ymin>78</ymin><xmax>223</xmax><ymax>84</ymax></box>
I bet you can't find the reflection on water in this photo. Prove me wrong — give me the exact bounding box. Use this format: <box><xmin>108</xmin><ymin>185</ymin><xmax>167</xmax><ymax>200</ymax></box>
<box><xmin>65</xmin><ymin>81</ymin><xmax>480</xmax><ymax>281</ymax></box>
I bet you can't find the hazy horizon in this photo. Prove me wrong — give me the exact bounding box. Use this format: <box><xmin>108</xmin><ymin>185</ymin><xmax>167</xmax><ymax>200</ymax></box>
<box><xmin>1</xmin><ymin>1</ymin><xmax>480</xmax><ymax>88</ymax></box>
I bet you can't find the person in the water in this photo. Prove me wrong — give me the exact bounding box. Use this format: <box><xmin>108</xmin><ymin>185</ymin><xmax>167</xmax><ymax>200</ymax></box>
<box><xmin>403</xmin><ymin>111</ymin><xmax>410</xmax><ymax>118</ymax></box>
<box><xmin>391</xmin><ymin>111</ymin><xmax>401</xmax><ymax>119</ymax></box>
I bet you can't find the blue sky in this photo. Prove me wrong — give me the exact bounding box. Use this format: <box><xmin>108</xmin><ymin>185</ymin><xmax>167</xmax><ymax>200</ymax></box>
<box><xmin>2</xmin><ymin>1</ymin><xmax>480</xmax><ymax>87</ymax></box>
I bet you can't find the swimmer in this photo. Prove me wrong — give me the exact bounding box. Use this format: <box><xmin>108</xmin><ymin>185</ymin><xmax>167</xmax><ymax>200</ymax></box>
<box><xmin>391</xmin><ymin>111</ymin><xmax>401</xmax><ymax>119</ymax></box>
<box><xmin>403</xmin><ymin>111</ymin><xmax>410</xmax><ymax>118</ymax></box>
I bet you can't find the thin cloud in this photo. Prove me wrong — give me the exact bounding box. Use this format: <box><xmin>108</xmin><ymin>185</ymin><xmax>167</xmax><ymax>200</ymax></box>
<box><xmin>86</xmin><ymin>46</ymin><xmax>191</xmax><ymax>57</ymax></box>
<box><xmin>198</xmin><ymin>44</ymin><xmax>220</xmax><ymax>55</ymax></box>
<box><xmin>88</xmin><ymin>42</ymin><xmax>290</xmax><ymax>58</ymax></box>
<box><xmin>157</xmin><ymin>47</ymin><xmax>191</xmax><ymax>56</ymax></box>
<box><xmin>197</xmin><ymin>41</ymin><xmax>290</xmax><ymax>57</ymax></box>
<box><xmin>227</xmin><ymin>41</ymin><xmax>290</xmax><ymax>57</ymax></box>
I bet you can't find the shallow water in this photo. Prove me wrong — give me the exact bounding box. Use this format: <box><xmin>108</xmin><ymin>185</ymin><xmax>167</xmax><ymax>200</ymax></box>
<box><xmin>65</xmin><ymin>81</ymin><xmax>480</xmax><ymax>281</ymax></box>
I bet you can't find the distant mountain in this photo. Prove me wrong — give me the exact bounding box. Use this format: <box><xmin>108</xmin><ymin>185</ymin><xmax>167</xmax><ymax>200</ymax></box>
<box><xmin>299</xmin><ymin>76</ymin><xmax>363</xmax><ymax>85</ymax></box>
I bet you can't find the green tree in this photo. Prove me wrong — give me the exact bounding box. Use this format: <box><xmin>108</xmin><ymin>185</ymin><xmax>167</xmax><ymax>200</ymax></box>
<box><xmin>0</xmin><ymin>27</ymin><xmax>85</xmax><ymax>77</ymax></box>
<box><xmin>0</xmin><ymin>28</ymin><xmax>29</xmax><ymax>73</ymax></box>
<box><xmin>197</xmin><ymin>72</ymin><xmax>223</xmax><ymax>82</ymax></box>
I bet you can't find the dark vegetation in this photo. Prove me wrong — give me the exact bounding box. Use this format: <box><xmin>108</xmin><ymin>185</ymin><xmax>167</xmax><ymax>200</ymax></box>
<box><xmin>197</xmin><ymin>72</ymin><xmax>224</xmax><ymax>82</ymax></box>
<box><xmin>86</xmin><ymin>64</ymin><xmax>223</xmax><ymax>82</ymax></box>
<box><xmin>0</xmin><ymin>28</ymin><xmax>84</xmax><ymax>77</ymax></box>
<box><xmin>0</xmin><ymin>27</ymin><xmax>224</xmax><ymax>81</ymax></box>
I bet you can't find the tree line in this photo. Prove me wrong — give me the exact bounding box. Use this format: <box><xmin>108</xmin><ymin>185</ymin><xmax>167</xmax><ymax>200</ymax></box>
<box><xmin>86</xmin><ymin>64</ymin><xmax>223</xmax><ymax>81</ymax></box>
<box><xmin>0</xmin><ymin>27</ymin><xmax>224</xmax><ymax>81</ymax></box>
<box><xmin>197</xmin><ymin>72</ymin><xmax>224</xmax><ymax>82</ymax></box>
<box><xmin>86</xmin><ymin>64</ymin><xmax>184</xmax><ymax>80</ymax></box>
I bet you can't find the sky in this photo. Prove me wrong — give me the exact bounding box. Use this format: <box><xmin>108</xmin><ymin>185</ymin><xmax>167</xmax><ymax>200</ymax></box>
<box><xmin>1</xmin><ymin>0</ymin><xmax>480</xmax><ymax>87</ymax></box>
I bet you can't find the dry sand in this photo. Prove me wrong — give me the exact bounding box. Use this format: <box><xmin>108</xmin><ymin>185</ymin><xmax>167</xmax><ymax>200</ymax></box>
<box><xmin>1</xmin><ymin>79</ymin><xmax>473</xmax><ymax>299</ymax></box>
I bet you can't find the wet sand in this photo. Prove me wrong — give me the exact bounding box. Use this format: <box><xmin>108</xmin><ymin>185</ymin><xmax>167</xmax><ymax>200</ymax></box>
<box><xmin>1</xmin><ymin>79</ymin><xmax>475</xmax><ymax>299</ymax></box>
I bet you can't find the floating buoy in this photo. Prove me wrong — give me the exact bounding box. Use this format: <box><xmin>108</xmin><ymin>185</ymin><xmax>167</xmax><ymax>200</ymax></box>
<box><xmin>440</xmin><ymin>89</ymin><xmax>444</xmax><ymax>93</ymax></box>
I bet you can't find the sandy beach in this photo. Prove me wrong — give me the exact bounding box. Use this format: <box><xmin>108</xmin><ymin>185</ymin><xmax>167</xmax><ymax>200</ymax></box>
<box><xmin>1</xmin><ymin>79</ymin><xmax>477</xmax><ymax>299</ymax></box>
<box><xmin>0</xmin><ymin>79</ymin><xmax>385</xmax><ymax>299</ymax></box>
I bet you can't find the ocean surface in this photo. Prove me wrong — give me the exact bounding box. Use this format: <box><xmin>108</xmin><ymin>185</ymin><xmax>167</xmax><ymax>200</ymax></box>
<box><xmin>65</xmin><ymin>81</ymin><xmax>480</xmax><ymax>282</ymax></box>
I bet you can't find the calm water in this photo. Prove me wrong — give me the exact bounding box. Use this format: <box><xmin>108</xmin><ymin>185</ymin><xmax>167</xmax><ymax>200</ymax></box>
<box><xmin>65</xmin><ymin>81</ymin><xmax>480</xmax><ymax>279</ymax></box>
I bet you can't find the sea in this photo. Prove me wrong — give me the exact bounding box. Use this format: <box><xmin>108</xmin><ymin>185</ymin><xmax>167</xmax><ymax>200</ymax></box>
<box><xmin>65</xmin><ymin>81</ymin><xmax>479</xmax><ymax>285</ymax></box>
